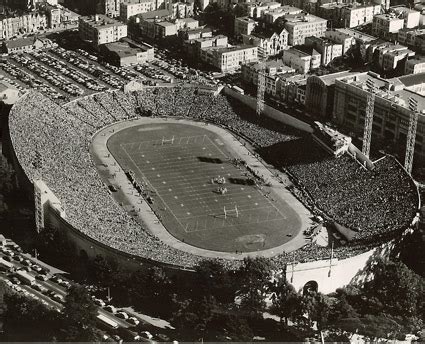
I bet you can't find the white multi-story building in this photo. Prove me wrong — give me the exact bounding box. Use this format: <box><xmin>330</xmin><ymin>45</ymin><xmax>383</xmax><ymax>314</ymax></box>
<box><xmin>262</xmin><ymin>5</ymin><xmax>302</xmax><ymax>24</ymax></box>
<box><xmin>0</xmin><ymin>12</ymin><xmax>48</xmax><ymax>40</ymax></box>
<box><xmin>284</xmin><ymin>13</ymin><xmax>327</xmax><ymax>46</ymax></box>
<box><xmin>98</xmin><ymin>0</ymin><xmax>164</xmax><ymax>17</ymax></box>
<box><xmin>325</xmin><ymin>29</ymin><xmax>356</xmax><ymax>54</ymax></box>
<box><xmin>405</xmin><ymin>57</ymin><xmax>425</xmax><ymax>74</ymax></box>
<box><xmin>234</xmin><ymin>16</ymin><xmax>257</xmax><ymax>38</ymax></box>
<box><xmin>391</xmin><ymin>6</ymin><xmax>420</xmax><ymax>29</ymax></box>
<box><xmin>319</xmin><ymin>2</ymin><xmax>381</xmax><ymax>28</ymax></box>
<box><xmin>372</xmin><ymin>13</ymin><xmax>405</xmax><ymax>40</ymax></box>
<box><xmin>282</xmin><ymin>47</ymin><xmax>321</xmax><ymax>73</ymax></box>
<box><xmin>244</xmin><ymin>1</ymin><xmax>281</xmax><ymax>19</ymax></box>
<box><xmin>398</xmin><ymin>28</ymin><xmax>425</xmax><ymax>47</ymax></box>
<box><xmin>167</xmin><ymin>2</ymin><xmax>194</xmax><ymax>19</ymax></box>
<box><xmin>305</xmin><ymin>36</ymin><xmax>343</xmax><ymax>66</ymax></box>
<box><xmin>333</xmin><ymin>72</ymin><xmax>425</xmax><ymax>159</ymax></box>
<box><xmin>201</xmin><ymin>45</ymin><xmax>258</xmax><ymax>72</ymax></box>
<box><xmin>120</xmin><ymin>0</ymin><xmax>155</xmax><ymax>22</ymax></box>
<box><xmin>79</xmin><ymin>14</ymin><xmax>127</xmax><ymax>47</ymax></box>
<box><xmin>242</xmin><ymin>29</ymin><xmax>288</xmax><ymax>59</ymax></box>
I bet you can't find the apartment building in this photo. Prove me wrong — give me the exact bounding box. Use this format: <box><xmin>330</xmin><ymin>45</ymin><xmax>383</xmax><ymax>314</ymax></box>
<box><xmin>0</xmin><ymin>12</ymin><xmax>47</xmax><ymax>40</ymax></box>
<box><xmin>184</xmin><ymin>34</ymin><xmax>228</xmax><ymax>57</ymax></box>
<box><xmin>282</xmin><ymin>47</ymin><xmax>320</xmax><ymax>73</ymax></box>
<box><xmin>283</xmin><ymin>13</ymin><xmax>327</xmax><ymax>46</ymax></box>
<box><xmin>262</xmin><ymin>5</ymin><xmax>302</xmax><ymax>24</ymax></box>
<box><xmin>372</xmin><ymin>13</ymin><xmax>405</xmax><ymax>40</ymax></box>
<box><xmin>305</xmin><ymin>36</ymin><xmax>343</xmax><ymax>66</ymax></box>
<box><xmin>405</xmin><ymin>57</ymin><xmax>425</xmax><ymax>75</ymax></box>
<box><xmin>398</xmin><ymin>28</ymin><xmax>425</xmax><ymax>47</ymax></box>
<box><xmin>167</xmin><ymin>2</ymin><xmax>194</xmax><ymax>19</ymax></box>
<box><xmin>234</xmin><ymin>17</ymin><xmax>257</xmax><ymax>38</ymax></box>
<box><xmin>242</xmin><ymin>29</ymin><xmax>288</xmax><ymax>59</ymax></box>
<box><xmin>333</xmin><ymin>72</ymin><xmax>425</xmax><ymax>159</ymax></box>
<box><xmin>318</xmin><ymin>2</ymin><xmax>381</xmax><ymax>28</ymax></box>
<box><xmin>119</xmin><ymin>0</ymin><xmax>155</xmax><ymax>22</ymax></box>
<box><xmin>244</xmin><ymin>1</ymin><xmax>281</xmax><ymax>19</ymax></box>
<box><xmin>324</xmin><ymin>29</ymin><xmax>356</xmax><ymax>54</ymax></box>
<box><xmin>98</xmin><ymin>0</ymin><xmax>164</xmax><ymax>17</ymax></box>
<box><xmin>79</xmin><ymin>14</ymin><xmax>127</xmax><ymax>46</ymax></box>
<box><xmin>201</xmin><ymin>45</ymin><xmax>258</xmax><ymax>72</ymax></box>
<box><xmin>391</xmin><ymin>6</ymin><xmax>420</xmax><ymax>29</ymax></box>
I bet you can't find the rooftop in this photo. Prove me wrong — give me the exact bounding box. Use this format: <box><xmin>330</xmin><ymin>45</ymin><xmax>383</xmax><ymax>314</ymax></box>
<box><xmin>314</xmin><ymin>70</ymin><xmax>360</xmax><ymax>86</ymax></box>
<box><xmin>284</xmin><ymin>13</ymin><xmax>327</xmax><ymax>25</ymax></box>
<box><xmin>80</xmin><ymin>14</ymin><xmax>125</xmax><ymax>28</ymax></box>
<box><xmin>335</xmin><ymin>28</ymin><xmax>377</xmax><ymax>42</ymax></box>
<box><xmin>374</xmin><ymin>13</ymin><xmax>404</xmax><ymax>21</ymax></box>
<box><xmin>236</xmin><ymin>16</ymin><xmax>256</xmax><ymax>23</ymax></box>
<box><xmin>338</xmin><ymin>72</ymin><xmax>425</xmax><ymax>112</ymax></box>
<box><xmin>137</xmin><ymin>9</ymin><xmax>170</xmax><ymax>20</ymax></box>
<box><xmin>4</xmin><ymin>37</ymin><xmax>37</xmax><ymax>49</ymax></box>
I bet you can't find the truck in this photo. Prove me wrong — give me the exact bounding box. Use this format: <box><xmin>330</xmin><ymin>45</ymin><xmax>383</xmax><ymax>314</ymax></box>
<box><xmin>15</xmin><ymin>270</ymin><xmax>36</xmax><ymax>285</ymax></box>
<box><xmin>97</xmin><ymin>313</ymin><xmax>119</xmax><ymax>330</ymax></box>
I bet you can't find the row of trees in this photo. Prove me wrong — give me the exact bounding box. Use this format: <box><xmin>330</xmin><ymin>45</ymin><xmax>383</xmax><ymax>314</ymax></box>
<box><xmin>1</xmin><ymin>284</ymin><xmax>100</xmax><ymax>342</ymax></box>
<box><xmin>36</xmin><ymin>226</ymin><xmax>425</xmax><ymax>342</ymax></box>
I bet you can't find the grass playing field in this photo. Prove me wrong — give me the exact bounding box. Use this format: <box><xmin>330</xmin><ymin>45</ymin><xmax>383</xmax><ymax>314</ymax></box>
<box><xmin>107</xmin><ymin>122</ymin><xmax>302</xmax><ymax>253</ymax></box>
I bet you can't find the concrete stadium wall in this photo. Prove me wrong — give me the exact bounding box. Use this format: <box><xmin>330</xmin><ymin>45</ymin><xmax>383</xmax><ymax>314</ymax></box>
<box><xmin>223</xmin><ymin>88</ymin><xmax>314</xmax><ymax>134</ymax></box>
<box><xmin>45</xmin><ymin>205</ymin><xmax>195</xmax><ymax>275</ymax></box>
<box><xmin>286</xmin><ymin>244</ymin><xmax>390</xmax><ymax>294</ymax></box>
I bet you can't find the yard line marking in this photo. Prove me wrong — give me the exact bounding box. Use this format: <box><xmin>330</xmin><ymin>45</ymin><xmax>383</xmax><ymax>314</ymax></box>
<box><xmin>120</xmin><ymin>145</ymin><xmax>187</xmax><ymax>231</ymax></box>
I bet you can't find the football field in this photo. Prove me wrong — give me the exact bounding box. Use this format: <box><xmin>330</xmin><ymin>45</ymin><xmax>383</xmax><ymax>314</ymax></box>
<box><xmin>107</xmin><ymin>122</ymin><xmax>302</xmax><ymax>253</ymax></box>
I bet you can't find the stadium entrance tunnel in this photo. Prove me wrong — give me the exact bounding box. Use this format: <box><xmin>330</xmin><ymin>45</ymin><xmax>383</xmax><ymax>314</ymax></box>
<box><xmin>303</xmin><ymin>280</ymin><xmax>318</xmax><ymax>295</ymax></box>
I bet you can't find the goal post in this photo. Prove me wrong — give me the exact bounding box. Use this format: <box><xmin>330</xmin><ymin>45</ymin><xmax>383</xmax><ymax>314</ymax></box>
<box><xmin>161</xmin><ymin>136</ymin><xmax>175</xmax><ymax>145</ymax></box>
<box><xmin>224</xmin><ymin>205</ymin><xmax>238</xmax><ymax>219</ymax></box>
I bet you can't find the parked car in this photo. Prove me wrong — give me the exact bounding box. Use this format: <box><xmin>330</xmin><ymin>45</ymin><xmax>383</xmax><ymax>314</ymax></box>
<box><xmin>115</xmin><ymin>311</ymin><xmax>129</xmax><ymax>320</ymax></box>
<box><xmin>103</xmin><ymin>305</ymin><xmax>117</xmax><ymax>314</ymax></box>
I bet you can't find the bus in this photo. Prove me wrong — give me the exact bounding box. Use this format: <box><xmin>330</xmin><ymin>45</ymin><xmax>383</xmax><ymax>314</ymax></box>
<box><xmin>231</xmin><ymin>85</ymin><xmax>244</xmax><ymax>95</ymax></box>
<box><xmin>97</xmin><ymin>313</ymin><xmax>119</xmax><ymax>330</ymax></box>
<box><xmin>0</xmin><ymin>258</ymin><xmax>14</xmax><ymax>272</ymax></box>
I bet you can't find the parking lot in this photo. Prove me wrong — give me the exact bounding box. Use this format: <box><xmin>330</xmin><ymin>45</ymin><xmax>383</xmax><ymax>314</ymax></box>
<box><xmin>0</xmin><ymin>42</ymin><xmax>220</xmax><ymax>104</ymax></box>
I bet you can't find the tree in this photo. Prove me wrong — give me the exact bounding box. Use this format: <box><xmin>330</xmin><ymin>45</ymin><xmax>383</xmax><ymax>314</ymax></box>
<box><xmin>298</xmin><ymin>292</ymin><xmax>331</xmax><ymax>330</ymax></box>
<box><xmin>128</xmin><ymin>266</ymin><xmax>174</xmax><ymax>317</ymax></box>
<box><xmin>87</xmin><ymin>255</ymin><xmax>120</xmax><ymax>287</ymax></box>
<box><xmin>236</xmin><ymin>257</ymin><xmax>274</xmax><ymax>316</ymax></box>
<box><xmin>362</xmin><ymin>259</ymin><xmax>424</xmax><ymax>318</ymax></box>
<box><xmin>194</xmin><ymin>259</ymin><xmax>237</xmax><ymax>303</ymax></box>
<box><xmin>61</xmin><ymin>284</ymin><xmax>100</xmax><ymax>342</ymax></box>
<box><xmin>3</xmin><ymin>291</ymin><xmax>62</xmax><ymax>341</ymax></box>
<box><xmin>328</xmin><ymin>293</ymin><xmax>358</xmax><ymax>323</ymax></box>
<box><xmin>0</xmin><ymin>155</ymin><xmax>15</xmax><ymax>194</ymax></box>
<box><xmin>270</xmin><ymin>275</ymin><xmax>300</xmax><ymax>325</ymax></box>
<box><xmin>171</xmin><ymin>296</ymin><xmax>217</xmax><ymax>341</ymax></box>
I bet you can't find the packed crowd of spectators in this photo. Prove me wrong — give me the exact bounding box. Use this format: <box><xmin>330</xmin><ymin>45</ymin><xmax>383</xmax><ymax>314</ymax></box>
<box><xmin>8</xmin><ymin>86</ymin><xmax>418</xmax><ymax>270</ymax></box>
<box><xmin>275</xmin><ymin>137</ymin><xmax>418</xmax><ymax>241</ymax></box>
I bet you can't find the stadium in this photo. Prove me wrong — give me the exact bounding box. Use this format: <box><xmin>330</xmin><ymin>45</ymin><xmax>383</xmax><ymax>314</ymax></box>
<box><xmin>2</xmin><ymin>84</ymin><xmax>420</xmax><ymax>289</ymax></box>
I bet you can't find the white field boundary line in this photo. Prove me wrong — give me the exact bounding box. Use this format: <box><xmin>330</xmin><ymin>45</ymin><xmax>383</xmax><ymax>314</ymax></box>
<box><xmin>127</xmin><ymin>135</ymin><xmax>290</xmax><ymax>225</ymax></box>
<box><xmin>120</xmin><ymin>144</ymin><xmax>188</xmax><ymax>232</ymax></box>
<box><xmin>184</xmin><ymin>216</ymin><xmax>286</xmax><ymax>233</ymax></box>
<box><xmin>176</xmin><ymin>206</ymin><xmax>286</xmax><ymax>220</ymax></box>
<box><xmin>121</xmin><ymin>135</ymin><xmax>209</xmax><ymax>149</ymax></box>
